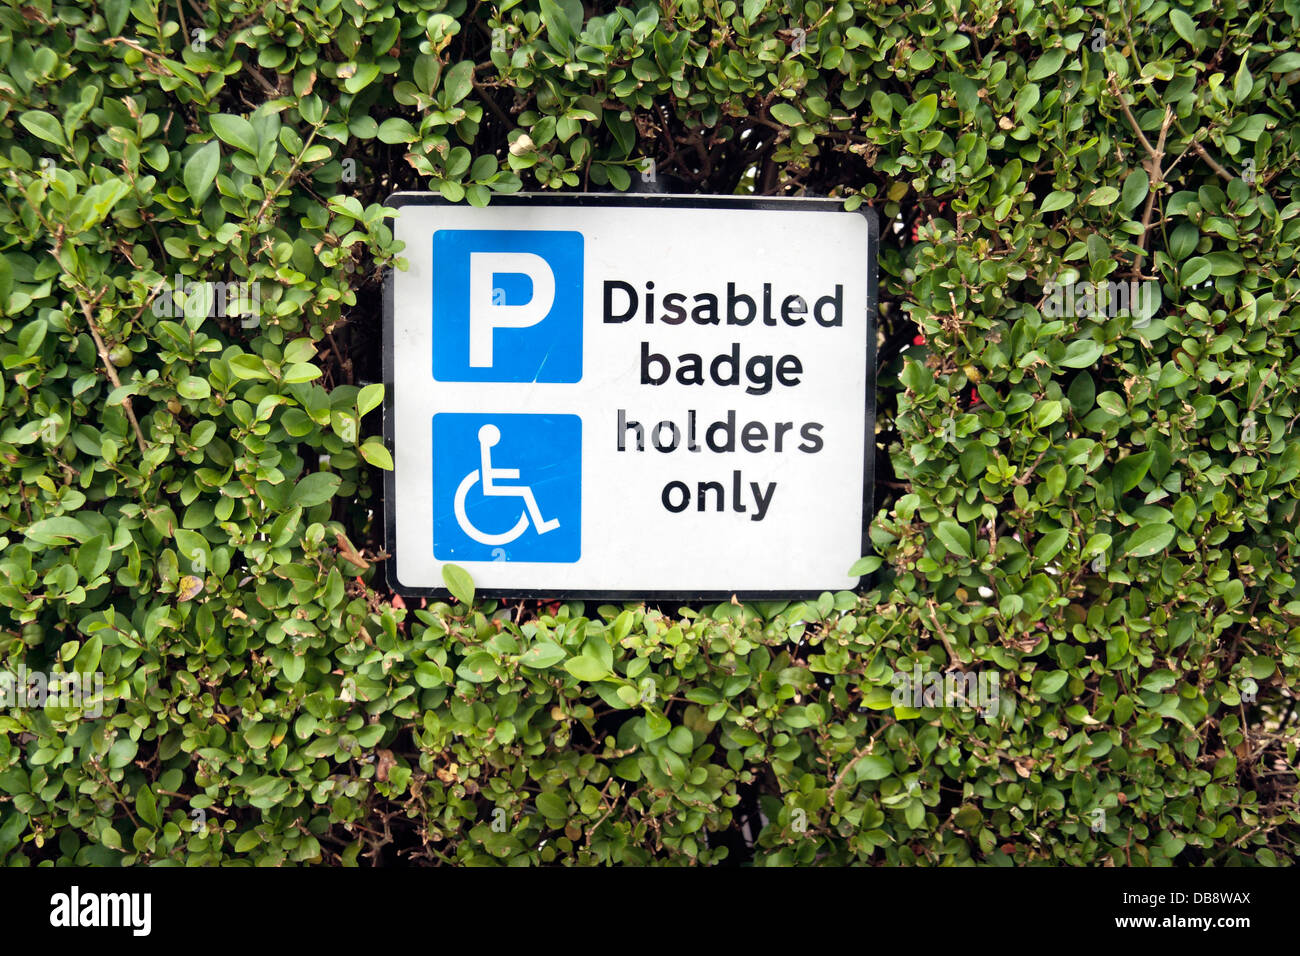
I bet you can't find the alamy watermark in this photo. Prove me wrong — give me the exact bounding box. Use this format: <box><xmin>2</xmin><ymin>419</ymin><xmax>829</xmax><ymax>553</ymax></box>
<box><xmin>891</xmin><ymin>666</ymin><xmax>1002</xmax><ymax>719</ymax></box>
<box><xmin>151</xmin><ymin>275</ymin><xmax>262</xmax><ymax>328</ymax></box>
<box><xmin>49</xmin><ymin>886</ymin><xmax>150</xmax><ymax>936</ymax></box>
<box><xmin>1042</xmin><ymin>276</ymin><xmax>1158</xmax><ymax>326</ymax></box>
<box><xmin>1</xmin><ymin>666</ymin><xmax>104</xmax><ymax>718</ymax></box>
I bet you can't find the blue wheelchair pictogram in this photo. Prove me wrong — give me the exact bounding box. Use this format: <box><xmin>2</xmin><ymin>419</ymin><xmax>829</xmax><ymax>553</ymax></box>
<box><xmin>433</xmin><ymin>413</ymin><xmax>581</xmax><ymax>563</ymax></box>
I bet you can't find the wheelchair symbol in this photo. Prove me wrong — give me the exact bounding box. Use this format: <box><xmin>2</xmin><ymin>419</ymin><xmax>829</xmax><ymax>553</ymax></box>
<box><xmin>453</xmin><ymin>424</ymin><xmax>561</xmax><ymax>546</ymax></box>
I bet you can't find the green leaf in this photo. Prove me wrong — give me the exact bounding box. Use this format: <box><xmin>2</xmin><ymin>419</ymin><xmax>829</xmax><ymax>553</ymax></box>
<box><xmin>535</xmin><ymin>791</ymin><xmax>568</xmax><ymax>819</ymax></box>
<box><xmin>228</xmin><ymin>354</ymin><xmax>272</xmax><ymax>380</ymax></box>
<box><xmin>1248</xmin><ymin>656</ymin><xmax>1276</xmax><ymax>679</ymax></box>
<box><xmin>359</xmin><ymin>441</ymin><xmax>393</xmax><ymax>470</ymax></box>
<box><xmin>25</xmin><ymin>515</ymin><xmax>92</xmax><ymax>545</ymax></box>
<box><xmin>1036</xmin><ymin>527</ymin><xmax>1069</xmax><ymax>564</ymax></box>
<box><xmin>343</xmin><ymin>62</ymin><xmax>381</xmax><ymax>95</ymax></box>
<box><xmin>1169</xmin><ymin>9</ymin><xmax>1196</xmax><ymax>44</ymax></box>
<box><xmin>211</xmin><ymin>114</ymin><xmax>258</xmax><ymax>155</ymax></box>
<box><xmin>76</xmin><ymin>179</ymin><xmax>130</xmax><ymax>231</ymax></box>
<box><xmin>564</xmin><ymin>655</ymin><xmax>610</xmax><ymax>682</ymax></box>
<box><xmin>1041</xmin><ymin>190</ymin><xmax>1075</xmax><ymax>212</ymax></box>
<box><xmin>848</xmin><ymin>555</ymin><xmax>882</xmax><ymax>576</ymax></box>
<box><xmin>414</xmin><ymin>661</ymin><xmax>444</xmax><ymax>688</ymax></box>
<box><xmin>1233</xmin><ymin>58</ymin><xmax>1253</xmax><ymax>102</ymax></box>
<box><xmin>770</xmin><ymin>102</ymin><xmax>803</xmax><ymax>126</ymax></box>
<box><xmin>1096</xmin><ymin>391</ymin><xmax>1127</xmax><ymax>417</ymax></box>
<box><xmin>539</xmin><ymin>0</ymin><xmax>576</xmax><ymax>53</ymax></box>
<box><xmin>18</xmin><ymin>320</ymin><xmax>46</xmax><ymax>356</ymax></box>
<box><xmin>854</xmin><ymin>755</ymin><xmax>894</xmax><ymax>782</ymax></box>
<box><xmin>1120</xmin><ymin>169</ymin><xmax>1148</xmax><ymax>213</ymax></box>
<box><xmin>456</xmin><ymin>651</ymin><xmax>501</xmax><ymax>683</ymax></box>
<box><xmin>184</xmin><ymin>140</ymin><xmax>220</xmax><ymax>205</ymax></box>
<box><xmin>441</xmin><ymin>61</ymin><xmax>474</xmax><ymax>105</ymax></box>
<box><xmin>1037</xmin><ymin>670</ymin><xmax>1068</xmax><ymax>694</ymax></box>
<box><xmin>135</xmin><ymin>786</ymin><xmax>159</xmax><ymax>829</ymax></box>
<box><xmin>1182</xmin><ymin>256</ymin><xmax>1212</xmax><ymax>287</ymax></box>
<box><xmin>290</xmin><ymin>472</ymin><xmax>341</xmax><ymax>508</ymax></box>
<box><xmin>934</xmin><ymin>520</ymin><xmax>971</xmax><ymax>558</ymax></box>
<box><xmin>1087</xmin><ymin>186</ymin><xmax>1119</xmax><ymax>206</ymax></box>
<box><xmin>1125</xmin><ymin>523</ymin><xmax>1176</xmax><ymax>558</ymax></box>
<box><xmin>519</xmin><ymin>641</ymin><xmax>566</xmax><ymax>668</ymax></box>
<box><xmin>1061</xmin><ymin>339</ymin><xmax>1104</xmax><ymax>368</ymax></box>
<box><xmin>1206</xmin><ymin>252</ymin><xmax>1243</xmax><ymax>276</ymax></box>
<box><xmin>1028</xmin><ymin>48</ymin><xmax>1067</xmax><ymax>81</ymax></box>
<box><xmin>283</xmin><ymin>338</ymin><xmax>317</xmax><ymax>364</ymax></box>
<box><xmin>282</xmin><ymin>363</ymin><xmax>321</xmax><ymax>384</ymax></box>
<box><xmin>74</xmin><ymin>635</ymin><xmax>102</xmax><ymax>675</ymax></box>
<box><xmin>900</xmin><ymin>94</ymin><xmax>937</xmax><ymax>132</ymax></box>
<box><xmin>442</xmin><ymin>563</ymin><xmax>475</xmax><ymax>605</ymax></box>
<box><xmin>177</xmin><ymin>376</ymin><xmax>210</xmax><ymax>400</ymax></box>
<box><xmin>76</xmin><ymin>535</ymin><xmax>111</xmax><ymax>580</ymax></box>
<box><xmin>105</xmin><ymin>0</ymin><xmax>130</xmax><ymax>33</ymax></box>
<box><xmin>244</xmin><ymin>722</ymin><xmax>275</xmax><ymax>749</ymax></box>
<box><xmin>377</xmin><ymin>118</ymin><xmax>417</xmax><ymax>143</ymax></box>
<box><xmin>357</xmin><ymin>383</ymin><xmax>384</xmax><ymax>418</ymax></box>
<box><xmin>19</xmin><ymin>110</ymin><xmax>65</xmax><ymax>147</ymax></box>
<box><xmin>1112</xmin><ymin>450</ymin><xmax>1153</xmax><ymax>493</ymax></box>
<box><xmin>1265</xmin><ymin>52</ymin><xmax>1300</xmax><ymax>72</ymax></box>
<box><xmin>641</xmin><ymin>711</ymin><xmax>670</xmax><ymax>740</ymax></box>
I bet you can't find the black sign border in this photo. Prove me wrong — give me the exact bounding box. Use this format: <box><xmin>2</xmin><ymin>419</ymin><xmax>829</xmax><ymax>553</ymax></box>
<box><xmin>381</xmin><ymin>192</ymin><xmax>878</xmax><ymax>602</ymax></box>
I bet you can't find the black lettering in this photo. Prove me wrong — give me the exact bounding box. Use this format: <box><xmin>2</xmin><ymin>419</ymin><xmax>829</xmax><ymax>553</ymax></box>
<box><xmin>814</xmin><ymin>285</ymin><xmax>843</xmax><ymax>327</ymax></box>
<box><xmin>745</xmin><ymin>354</ymin><xmax>773</xmax><ymax>395</ymax></box>
<box><xmin>751</xmin><ymin>482</ymin><xmax>776</xmax><ymax>521</ymax></box>
<box><xmin>741</xmin><ymin>421</ymin><xmax>768</xmax><ymax>452</ymax></box>
<box><xmin>640</xmin><ymin>342</ymin><xmax>669</xmax><ymax>385</ymax></box>
<box><xmin>604</xmin><ymin>280</ymin><xmax>637</xmax><ymax>322</ymax></box>
<box><xmin>652</xmin><ymin>420</ymin><xmax>680</xmax><ymax>452</ymax></box>
<box><xmin>731</xmin><ymin>469</ymin><xmax>746</xmax><ymax>513</ymax></box>
<box><xmin>763</xmin><ymin>283</ymin><xmax>775</xmax><ymax>325</ymax></box>
<box><xmin>773</xmin><ymin>421</ymin><xmax>793</xmax><ymax>452</ymax></box>
<box><xmin>710</xmin><ymin>343</ymin><xmax>740</xmax><ymax>386</ymax></box>
<box><xmin>644</xmin><ymin>280</ymin><xmax>655</xmax><ymax>323</ymax></box>
<box><xmin>727</xmin><ymin>283</ymin><xmax>755</xmax><ymax>325</ymax></box>
<box><xmin>692</xmin><ymin>293</ymin><xmax>718</xmax><ymax>324</ymax></box>
<box><xmin>676</xmin><ymin>352</ymin><xmax>703</xmax><ymax>386</ymax></box>
<box><xmin>698</xmin><ymin>481</ymin><xmax>724</xmax><ymax>511</ymax></box>
<box><xmin>662</xmin><ymin>292</ymin><xmax>687</xmax><ymax>325</ymax></box>
<box><xmin>799</xmin><ymin>421</ymin><xmax>824</xmax><ymax>453</ymax></box>
<box><xmin>618</xmin><ymin>409</ymin><xmax>643</xmax><ymax>451</ymax></box>
<box><xmin>662</xmin><ymin>481</ymin><xmax>689</xmax><ymax>513</ymax></box>
<box><xmin>706</xmin><ymin>411</ymin><xmax>736</xmax><ymax>453</ymax></box>
<box><xmin>776</xmin><ymin>354</ymin><xmax>802</xmax><ymax>387</ymax></box>
<box><xmin>782</xmin><ymin>294</ymin><xmax>807</xmax><ymax>325</ymax></box>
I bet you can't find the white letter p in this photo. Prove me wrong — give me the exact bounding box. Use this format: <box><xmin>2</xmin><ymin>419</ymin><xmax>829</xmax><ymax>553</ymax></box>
<box><xmin>468</xmin><ymin>252</ymin><xmax>555</xmax><ymax>368</ymax></box>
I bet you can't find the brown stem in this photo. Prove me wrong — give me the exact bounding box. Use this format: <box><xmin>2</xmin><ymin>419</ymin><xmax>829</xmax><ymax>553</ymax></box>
<box><xmin>473</xmin><ymin>77</ymin><xmax>514</xmax><ymax>132</ymax></box>
<box><xmin>77</xmin><ymin>291</ymin><xmax>148</xmax><ymax>454</ymax></box>
<box><xmin>1191</xmin><ymin>140</ymin><xmax>1234</xmax><ymax>182</ymax></box>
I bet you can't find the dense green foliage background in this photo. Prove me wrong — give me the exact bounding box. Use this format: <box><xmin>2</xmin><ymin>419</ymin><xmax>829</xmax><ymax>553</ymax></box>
<box><xmin>1</xmin><ymin>0</ymin><xmax>1298</xmax><ymax>865</ymax></box>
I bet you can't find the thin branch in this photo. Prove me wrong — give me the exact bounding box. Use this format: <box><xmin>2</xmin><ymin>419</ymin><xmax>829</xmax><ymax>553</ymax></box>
<box><xmin>1107</xmin><ymin>75</ymin><xmax>1156</xmax><ymax>157</ymax></box>
<box><xmin>76</xmin><ymin>290</ymin><xmax>148</xmax><ymax>454</ymax></box>
<box><xmin>1191</xmin><ymin>140</ymin><xmax>1234</xmax><ymax>182</ymax></box>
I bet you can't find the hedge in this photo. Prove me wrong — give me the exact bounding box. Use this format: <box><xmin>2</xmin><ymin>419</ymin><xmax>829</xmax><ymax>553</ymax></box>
<box><xmin>0</xmin><ymin>0</ymin><xmax>1297</xmax><ymax>865</ymax></box>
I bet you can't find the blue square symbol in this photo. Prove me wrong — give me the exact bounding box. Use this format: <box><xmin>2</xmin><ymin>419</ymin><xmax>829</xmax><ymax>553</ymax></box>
<box><xmin>432</xmin><ymin>230</ymin><xmax>583</xmax><ymax>383</ymax></box>
<box><xmin>432</xmin><ymin>413</ymin><xmax>581</xmax><ymax>563</ymax></box>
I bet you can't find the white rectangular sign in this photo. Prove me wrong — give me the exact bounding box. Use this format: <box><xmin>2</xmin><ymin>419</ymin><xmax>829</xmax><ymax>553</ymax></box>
<box><xmin>383</xmin><ymin>194</ymin><xmax>876</xmax><ymax>598</ymax></box>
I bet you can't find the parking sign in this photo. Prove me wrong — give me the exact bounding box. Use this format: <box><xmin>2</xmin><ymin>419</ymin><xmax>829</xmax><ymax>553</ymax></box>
<box><xmin>431</xmin><ymin>229</ymin><xmax>583</xmax><ymax>382</ymax></box>
<box><xmin>384</xmin><ymin>194</ymin><xmax>877</xmax><ymax>598</ymax></box>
